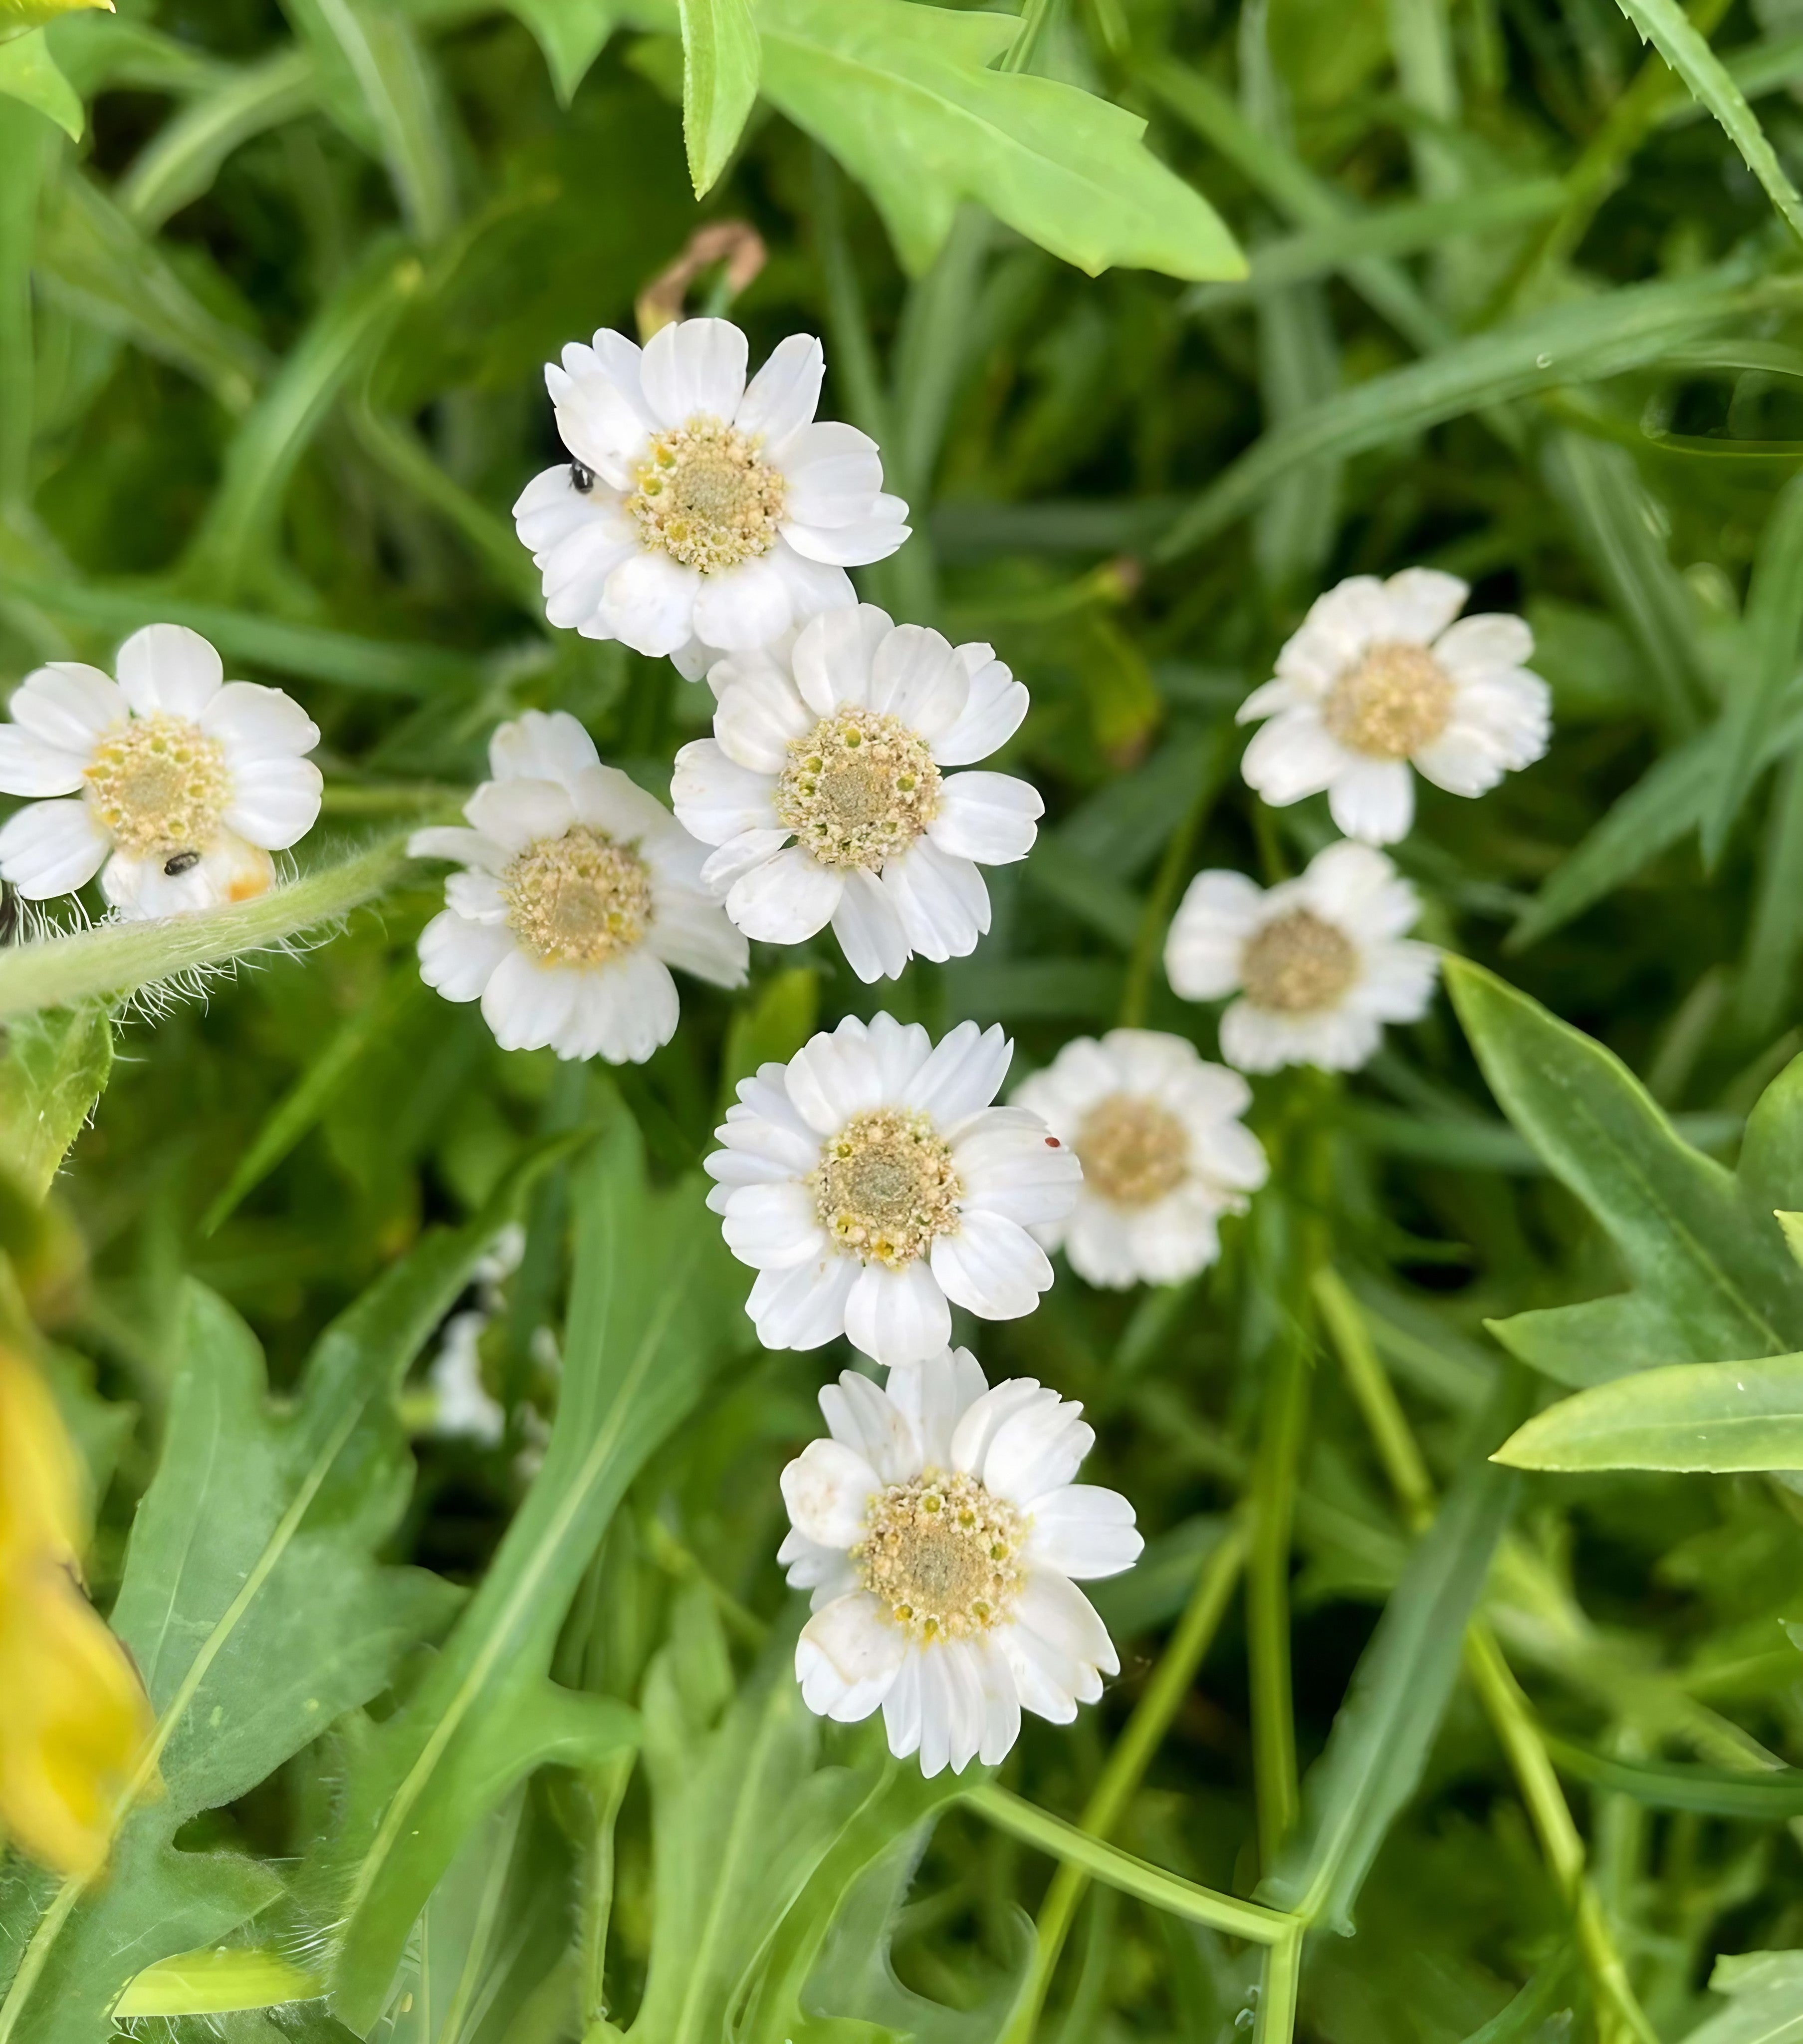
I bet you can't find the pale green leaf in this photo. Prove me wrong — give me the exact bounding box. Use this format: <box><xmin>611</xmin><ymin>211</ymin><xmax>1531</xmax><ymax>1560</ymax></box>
<box><xmin>0</xmin><ymin>1004</ymin><xmax>111</xmax><ymax>1199</ymax></box>
<box><xmin>0</xmin><ymin>0</ymin><xmax>112</xmax><ymax>27</ymax></box>
<box><xmin>678</xmin><ymin>0</ymin><xmax>758</xmax><ymax>195</ymax></box>
<box><xmin>1496</xmin><ymin>1353</ymin><xmax>1803</xmax><ymax>1471</ymax></box>
<box><xmin>112</xmin><ymin>1950</ymin><xmax>321</xmax><ymax>2019</ymax></box>
<box><xmin>1612</xmin><ymin>0</ymin><xmax>1803</xmax><ymax>243</ymax></box>
<box><xmin>505</xmin><ymin>0</ymin><xmax>623</xmax><ymax>102</ymax></box>
<box><xmin>1781</xmin><ymin>1211</ymin><xmax>1803</xmax><ymax>1266</ymax></box>
<box><xmin>1686</xmin><ymin>1951</ymin><xmax>1803</xmax><ymax>2044</ymax></box>
<box><xmin>0</xmin><ymin>27</ymin><xmax>81</xmax><ymax>137</ymax></box>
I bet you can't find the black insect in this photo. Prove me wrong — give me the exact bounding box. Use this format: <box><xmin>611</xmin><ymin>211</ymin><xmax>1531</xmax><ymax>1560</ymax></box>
<box><xmin>570</xmin><ymin>460</ymin><xmax>594</xmax><ymax>494</ymax></box>
<box><xmin>164</xmin><ymin>850</ymin><xmax>202</xmax><ymax>876</ymax></box>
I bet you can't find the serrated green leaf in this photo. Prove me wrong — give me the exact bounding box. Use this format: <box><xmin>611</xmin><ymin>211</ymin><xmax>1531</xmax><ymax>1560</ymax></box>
<box><xmin>1444</xmin><ymin>959</ymin><xmax>1803</xmax><ymax>1383</ymax></box>
<box><xmin>0</xmin><ymin>28</ymin><xmax>80</xmax><ymax>137</ymax></box>
<box><xmin>315</xmin><ymin>1112</ymin><xmax>745</xmax><ymax>2030</ymax></box>
<box><xmin>0</xmin><ymin>1005</ymin><xmax>111</xmax><ymax>1199</ymax></box>
<box><xmin>743</xmin><ymin>0</ymin><xmax>1243</xmax><ymax>279</ymax></box>
<box><xmin>678</xmin><ymin>0</ymin><xmax>758</xmax><ymax>196</ymax></box>
<box><xmin>1496</xmin><ymin>1353</ymin><xmax>1803</xmax><ymax>1471</ymax></box>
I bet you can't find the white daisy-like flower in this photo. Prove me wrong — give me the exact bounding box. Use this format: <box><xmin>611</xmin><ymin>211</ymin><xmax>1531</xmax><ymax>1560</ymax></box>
<box><xmin>704</xmin><ymin>1013</ymin><xmax>1082</xmax><ymax>1368</ymax></box>
<box><xmin>670</xmin><ymin>605</ymin><xmax>1041</xmax><ymax>983</ymax></box>
<box><xmin>779</xmin><ymin>1346</ymin><xmax>1141</xmax><ymax>1776</ymax></box>
<box><xmin>512</xmin><ymin>318</ymin><xmax>909</xmax><ymax>666</ymax></box>
<box><xmin>0</xmin><ymin>623</ymin><xmax>322</xmax><ymax>918</ymax></box>
<box><xmin>1012</xmin><ymin>1029</ymin><xmax>1268</xmax><ymax>1289</ymax></box>
<box><xmin>409</xmin><ymin>709</ymin><xmax>747</xmax><ymax>1063</ymax></box>
<box><xmin>1164</xmin><ymin>840</ymin><xmax>1438</xmax><ymax>1074</ymax></box>
<box><xmin>1237</xmin><ymin>568</ymin><xmax>1551</xmax><ymax>845</ymax></box>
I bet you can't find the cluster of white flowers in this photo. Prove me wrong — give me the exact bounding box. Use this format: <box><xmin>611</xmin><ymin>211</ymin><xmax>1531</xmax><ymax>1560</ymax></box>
<box><xmin>0</xmin><ymin>317</ymin><xmax>1557</xmax><ymax>1781</ymax></box>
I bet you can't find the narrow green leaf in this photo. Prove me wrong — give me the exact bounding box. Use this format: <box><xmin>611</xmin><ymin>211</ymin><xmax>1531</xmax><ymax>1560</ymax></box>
<box><xmin>119</xmin><ymin>46</ymin><xmax>317</xmax><ymax>230</ymax></box>
<box><xmin>1496</xmin><ymin>1352</ymin><xmax>1803</xmax><ymax>1471</ymax></box>
<box><xmin>1444</xmin><ymin>958</ymin><xmax>1803</xmax><ymax>1378</ymax></box>
<box><xmin>0</xmin><ymin>27</ymin><xmax>80</xmax><ymax>138</ymax></box>
<box><xmin>1258</xmin><ymin>1385</ymin><xmax>1525</xmax><ymax>1933</ymax></box>
<box><xmin>0</xmin><ymin>834</ymin><xmax>410</xmax><ymax>1022</ymax></box>
<box><xmin>0</xmin><ymin>1004</ymin><xmax>112</xmax><ymax>1199</ymax></box>
<box><xmin>505</xmin><ymin>0</ymin><xmax>622</xmax><ymax>101</ymax></box>
<box><xmin>0</xmin><ymin>100</ymin><xmax>47</xmax><ymax>510</ymax></box>
<box><xmin>1544</xmin><ymin>1740</ymin><xmax>1803</xmax><ymax>1818</ymax></box>
<box><xmin>1734</xmin><ymin>757</ymin><xmax>1803</xmax><ymax>1038</ymax></box>
<box><xmin>678</xmin><ymin>0</ymin><xmax>758</xmax><ymax>196</ymax></box>
<box><xmin>1612</xmin><ymin>0</ymin><xmax>1803</xmax><ymax>243</ymax></box>
<box><xmin>112</xmin><ymin>1950</ymin><xmax>321</xmax><ymax>2019</ymax></box>
<box><xmin>742</xmin><ymin>0</ymin><xmax>1244</xmax><ymax>279</ymax></box>
<box><xmin>1156</xmin><ymin>270</ymin><xmax>1769</xmax><ymax>560</ymax></box>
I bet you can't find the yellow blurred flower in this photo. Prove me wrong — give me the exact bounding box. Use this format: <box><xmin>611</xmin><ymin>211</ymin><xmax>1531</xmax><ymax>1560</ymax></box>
<box><xmin>0</xmin><ymin>1336</ymin><xmax>151</xmax><ymax>1879</ymax></box>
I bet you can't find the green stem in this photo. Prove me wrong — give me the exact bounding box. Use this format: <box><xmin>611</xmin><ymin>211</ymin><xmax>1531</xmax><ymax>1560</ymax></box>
<box><xmin>1004</xmin><ymin>1523</ymin><xmax>1250</xmax><ymax>2042</ymax></box>
<box><xmin>1118</xmin><ymin>722</ymin><xmax>1234</xmax><ymax>1027</ymax></box>
<box><xmin>577</xmin><ymin>1752</ymin><xmax>634</xmax><ymax>2029</ymax></box>
<box><xmin>1312</xmin><ymin>1267</ymin><xmax>1433</xmax><ymax>1530</ymax></box>
<box><xmin>1247</xmin><ymin>1337</ymin><xmax>1309</xmax><ymax>1873</ymax></box>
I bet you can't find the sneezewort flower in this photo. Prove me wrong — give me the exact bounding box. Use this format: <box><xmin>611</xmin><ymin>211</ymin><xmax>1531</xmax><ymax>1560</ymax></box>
<box><xmin>671</xmin><ymin>605</ymin><xmax>1041</xmax><ymax>982</ymax></box>
<box><xmin>1013</xmin><ymin>1028</ymin><xmax>1268</xmax><ymax>1288</ymax></box>
<box><xmin>410</xmin><ymin>709</ymin><xmax>746</xmax><ymax>1063</ymax></box>
<box><xmin>779</xmin><ymin>1347</ymin><xmax>1140</xmax><ymax>1775</ymax></box>
<box><xmin>513</xmin><ymin>318</ymin><xmax>908</xmax><ymax>667</ymax></box>
<box><xmin>1164</xmin><ymin>840</ymin><xmax>1437</xmax><ymax>1074</ymax></box>
<box><xmin>0</xmin><ymin>623</ymin><xmax>322</xmax><ymax>918</ymax></box>
<box><xmin>1237</xmin><ymin>569</ymin><xmax>1551</xmax><ymax>845</ymax></box>
<box><xmin>704</xmin><ymin>1014</ymin><xmax>1081</xmax><ymax>1367</ymax></box>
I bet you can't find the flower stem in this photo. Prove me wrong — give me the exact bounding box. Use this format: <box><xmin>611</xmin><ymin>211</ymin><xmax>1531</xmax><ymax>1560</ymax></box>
<box><xmin>1003</xmin><ymin>1521</ymin><xmax>1249</xmax><ymax>2042</ymax></box>
<box><xmin>1248</xmin><ymin>1334</ymin><xmax>1310</xmax><ymax>1873</ymax></box>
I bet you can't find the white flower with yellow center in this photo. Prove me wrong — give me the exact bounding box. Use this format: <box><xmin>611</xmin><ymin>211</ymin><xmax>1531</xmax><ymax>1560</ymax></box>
<box><xmin>1237</xmin><ymin>569</ymin><xmax>1551</xmax><ymax>844</ymax></box>
<box><xmin>1013</xmin><ymin>1029</ymin><xmax>1268</xmax><ymax>1289</ymax></box>
<box><xmin>705</xmin><ymin>1014</ymin><xmax>1081</xmax><ymax>1367</ymax></box>
<box><xmin>0</xmin><ymin>623</ymin><xmax>321</xmax><ymax>918</ymax></box>
<box><xmin>1165</xmin><ymin>841</ymin><xmax>1437</xmax><ymax>1074</ymax></box>
<box><xmin>671</xmin><ymin>605</ymin><xmax>1041</xmax><ymax>982</ymax></box>
<box><xmin>409</xmin><ymin>710</ymin><xmax>747</xmax><ymax>1063</ymax></box>
<box><xmin>512</xmin><ymin>318</ymin><xmax>908</xmax><ymax>665</ymax></box>
<box><xmin>779</xmin><ymin>1347</ymin><xmax>1140</xmax><ymax>1775</ymax></box>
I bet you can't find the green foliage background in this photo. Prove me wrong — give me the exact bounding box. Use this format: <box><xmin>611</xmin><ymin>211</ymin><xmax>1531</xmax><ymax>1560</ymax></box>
<box><xmin>11</xmin><ymin>0</ymin><xmax>1803</xmax><ymax>2038</ymax></box>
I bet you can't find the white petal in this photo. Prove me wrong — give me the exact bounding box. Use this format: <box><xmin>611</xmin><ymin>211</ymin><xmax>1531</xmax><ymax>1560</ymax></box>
<box><xmin>7</xmin><ymin>663</ymin><xmax>123</xmax><ymax>755</ymax></box>
<box><xmin>931</xmin><ymin>648</ymin><xmax>1027</xmax><ymax>767</ymax></box>
<box><xmin>971</xmin><ymin>1635</ymin><xmax>1024</xmax><ymax>1766</ymax></box>
<box><xmin>671</xmin><ymin>739</ymin><xmax>780</xmax><ymax>845</ymax></box>
<box><xmin>926</xmin><ymin>771</ymin><xmax>1041</xmax><ymax>864</ymax></box>
<box><xmin>902</xmin><ymin>1019</ymin><xmax>1011</xmax><ymax>1124</ymax></box>
<box><xmin>701</xmin><ymin>828</ymin><xmax>792</xmax><ymax>893</ymax></box>
<box><xmin>645</xmin><ymin>882</ymin><xmax>748</xmax><ymax>987</ymax></box>
<box><xmin>780</xmin><ymin>421</ymin><xmax>884</xmax><ymax>516</ymax></box>
<box><xmin>1026</xmin><ymin>1486</ymin><xmax>1141</xmax><ymax>1579</ymax></box>
<box><xmin>1013</xmin><ymin>1569</ymin><xmax>1117</xmax><ymax>1684</ymax></box>
<box><xmin>691</xmin><ymin>552</ymin><xmax>798</xmax><ymax>653</ymax></box>
<box><xmin>1165</xmin><ymin>870</ymin><xmax>1266</xmax><ymax>1001</ymax></box>
<box><xmin>408</xmin><ymin>825</ymin><xmax>503</xmax><ymax>871</ymax></box>
<box><xmin>1240</xmin><ymin>709</ymin><xmax>1344</xmax><ymax>805</ymax></box>
<box><xmin>997</xmin><ymin>1622</ymin><xmax>1081</xmax><ymax>1723</ymax></box>
<box><xmin>514</xmin><ymin>460</ymin><xmax>609</xmax><ymax>555</ymax></box>
<box><xmin>931</xmin><ymin>1638</ymin><xmax>992</xmax><ymax>1775</ymax></box>
<box><xmin>200</xmin><ymin>681</ymin><xmax>319</xmax><ymax>763</ymax></box>
<box><xmin>418</xmin><ymin>910</ymin><xmax>512</xmax><ymax>1001</ymax></box>
<box><xmin>597</xmin><ymin>550</ymin><xmax>700</xmax><ymax>658</ymax></box>
<box><xmin>722</xmin><ymin>1180</ymin><xmax>826</xmax><ymax>1269</ymax></box>
<box><xmin>712</xmin><ymin>662</ymin><xmax>813</xmax><ymax>774</ymax></box>
<box><xmin>1352</xmin><ymin>937</ymin><xmax>1440</xmax><ymax>1022</ymax></box>
<box><xmin>796</xmin><ymin>1593</ymin><xmax>904</xmax><ymax>1723</ymax></box>
<box><xmin>1326</xmin><ymin>759</ymin><xmax>1415</xmax><ymax>845</ymax></box>
<box><xmin>104</xmin><ymin>832</ymin><xmax>272</xmax><ymax>918</ymax></box>
<box><xmin>1381</xmin><ymin>566</ymin><xmax>1469</xmax><ymax>642</ymax></box>
<box><xmin>781</xmin><ymin>1437</ymin><xmax>881</xmax><ymax>1547</ymax></box>
<box><xmin>726</xmin><ymin>845</ymin><xmax>843</xmax><ymax>943</ymax></box>
<box><xmin>541</xmin><ymin>514</ymin><xmax>641</xmax><ymax>631</ymax></box>
<box><xmin>465</xmin><ymin>776</ymin><xmax>575</xmax><ymax>854</ymax></box>
<box><xmin>790</xmin><ymin>602</ymin><xmax>893</xmax><ymax>716</ymax></box>
<box><xmin>820</xmin><ymin>1370</ymin><xmax>918</xmax><ymax>1483</ymax></box>
<box><xmin>547</xmin><ymin>336</ymin><xmax>655</xmax><ymax>487</ymax></box>
<box><xmin>0</xmin><ymin>799</ymin><xmax>110</xmax><ymax>898</ymax></box>
<box><xmin>748</xmin><ymin>1254</ymin><xmax>859</xmax><ymax>1349</ymax></box>
<box><xmin>882</xmin><ymin>1653</ymin><xmax>924</xmax><ymax>1759</ymax></box>
<box><xmin>832</xmin><ymin>866</ymin><xmax>912</xmax><ymax>983</ymax></box>
<box><xmin>737</xmin><ymin>332</ymin><xmax>824</xmax><ymax>445</ymax></box>
<box><xmin>764</xmin><ymin>543</ymin><xmax>857</xmax><ymax>632</ymax></box>
<box><xmin>641</xmin><ymin>315</ymin><xmax>747</xmax><ymax>427</ymax></box>
<box><xmin>1432</xmin><ymin>611</ymin><xmax>1533</xmax><ymax>676</ymax></box>
<box><xmin>867</xmin><ymin>1011</ymin><xmax>936</xmax><ymax>1093</ymax></box>
<box><xmin>979</xmin><ymin>1397</ymin><xmax>1094</xmax><ymax>1506</ymax></box>
<box><xmin>879</xmin><ymin>840</ymin><xmax>989</xmax><ymax>963</ymax></box>
<box><xmin>1301</xmin><ymin>839</ymin><xmax>1419</xmax><ymax>938</ymax></box>
<box><xmin>952</xmin><ymin>1107</ymin><xmax>1082</xmax><ymax>1228</ymax></box>
<box><xmin>0</xmin><ymin>727</ymin><xmax>85</xmax><ymax>797</ymax></box>
<box><xmin>570</xmin><ymin>765</ymin><xmax>676</xmax><ymax>844</ymax></box>
<box><xmin>886</xmin><ymin>1348</ymin><xmax>988</xmax><ymax>1469</ymax></box>
<box><xmin>1235</xmin><ymin>676</ymin><xmax>1306</xmax><ymax>723</ymax></box>
<box><xmin>479</xmin><ymin>949</ymin><xmax>580</xmax><ymax>1052</ymax></box>
<box><xmin>223</xmin><ymin>756</ymin><xmax>323</xmax><ymax>849</ymax></box>
<box><xmin>931</xmin><ymin>1209</ymin><xmax>1054</xmax><ymax>1321</ymax></box>
<box><xmin>844</xmin><ymin>1260</ymin><xmax>952</xmax><ymax>1368</ymax></box>
<box><xmin>1064</xmin><ymin>1199</ymin><xmax>1147</xmax><ymax>1288</ymax></box>
<box><xmin>115</xmin><ymin>623</ymin><xmax>222</xmax><ymax>719</ymax></box>
<box><xmin>1221</xmin><ymin>997</ymin><xmax>1381</xmax><ymax>1074</ymax></box>
<box><xmin>782</xmin><ymin>514</ymin><xmax>911</xmax><ymax>567</ymax></box>
<box><xmin>488</xmin><ymin>708</ymin><xmax>599</xmax><ymax>786</ymax></box>
<box><xmin>784</xmin><ymin>1016</ymin><xmax>892</xmax><ymax>1133</ymax></box>
<box><xmin>548</xmin><ymin>951</ymin><xmax>678</xmax><ymax>1064</ymax></box>
<box><xmin>867</xmin><ymin>623</ymin><xmax>967</xmax><ymax>741</ymax></box>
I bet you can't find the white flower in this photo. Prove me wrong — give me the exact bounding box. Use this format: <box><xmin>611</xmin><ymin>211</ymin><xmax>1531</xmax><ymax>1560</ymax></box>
<box><xmin>0</xmin><ymin>623</ymin><xmax>322</xmax><ymax>918</ymax></box>
<box><xmin>704</xmin><ymin>1013</ymin><xmax>1082</xmax><ymax>1367</ymax></box>
<box><xmin>1165</xmin><ymin>840</ymin><xmax>1437</xmax><ymax>1074</ymax></box>
<box><xmin>512</xmin><ymin>318</ymin><xmax>908</xmax><ymax>666</ymax></box>
<box><xmin>409</xmin><ymin>709</ymin><xmax>747</xmax><ymax>1063</ymax></box>
<box><xmin>428</xmin><ymin>1312</ymin><xmax>505</xmax><ymax>1446</ymax></box>
<box><xmin>1012</xmin><ymin>1029</ymin><xmax>1268</xmax><ymax>1289</ymax></box>
<box><xmin>779</xmin><ymin>1347</ymin><xmax>1141</xmax><ymax>1776</ymax></box>
<box><xmin>1237</xmin><ymin>568</ymin><xmax>1551</xmax><ymax>845</ymax></box>
<box><xmin>670</xmin><ymin>605</ymin><xmax>1041</xmax><ymax>983</ymax></box>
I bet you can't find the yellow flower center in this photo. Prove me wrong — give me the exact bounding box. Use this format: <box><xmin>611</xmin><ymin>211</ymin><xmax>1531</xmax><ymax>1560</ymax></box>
<box><xmin>1240</xmin><ymin>908</ymin><xmax>1359</xmax><ymax>1015</ymax></box>
<box><xmin>812</xmin><ymin>1107</ymin><xmax>961</xmax><ymax>1268</ymax></box>
<box><xmin>1323</xmin><ymin>642</ymin><xmax>1454</xmax><ymax>760</ymax></box>
<box><xmin>83</xmin><ymin>714</ymin><xmax>230</xmax><ymax>861</ymax></box>
<box><xmin>774</xmin><ymin>709</ymin><xmax>942</xmax><ymax>872</ymax></box>
<box><xmin>857</xmin><ymin>1469</ymin><xmax>1025</xmax><ymax>1642</ymax></box>
<box><xmin>628</xmin><ymin>416</ymin><xmax>785</xmax><ymax>573</ymax></box>
<box><xmin>500</xmin><ymin>825</ymin><xmax>654</xmax><ymax>968</ymax></box>
<box><xmin>1076</xmin><ymin>1093</ymin><xmax>1190</xmax><ymax>1208</ymax></box>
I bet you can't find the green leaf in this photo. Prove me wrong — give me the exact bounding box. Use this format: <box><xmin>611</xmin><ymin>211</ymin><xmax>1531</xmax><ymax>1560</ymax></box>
<box><xmin>720</xmin><ymin>966</ymin><xmax>818</xmax><ymax>1106</ymax></box>
<box><xmin>112</xmin><ymin>1949</ymin><xmax>321</xmax><ymax>2018</ymax></box>
<box><xmin>1541</xmin><ymin>1740</ymin><xmax>1803</xmax><ymax>1818</ymax></box>
<box><xmin>742</xmin><ymin>0</ymin><xmax>1244</xmax><ymax>279</ymax></box>
<box><xmin>1444</xmin><ymin>959</ymin><xmax>1803</xmax><ymax>1384</ymax></box>
<box><xmin>0</xmin><ymin>0</ymin><xmax>114</xmax><ymax>27</ymax></box>
<box><xmin>0</xmin><ymin>1205</ymin><xmax>512</xmax><ymax>2042</ymax></box>
<box><xmin>1496</xmin><ymin>1352</ymin><xmax>1803</xmax><ymax>1471</ymax></box>
<box><xmin>678</xmin><ymin>0</ymin><xmax>758</xmax><ymax>196</ymax></box>
<box><xmin>1156</xmin><ymin>269</ymin><xmax>1768</xmax><ymax>560</ymax></box>
<box><xmin>118</xmin><ymin>46</ymin><xmax>318</xmax><ymax>230</ymax></box>
<box><xmin>0</xmin><ymin>1004</ymin><xmax>111</xmax><ymax>1200</ymax></box>
<box><xmin>0</xmin><ymin>27</ymin><xmax>81</xmax><ymax>137</ymax></box>
<box><xmin>1611</xmin><ymin>0</ymin><xmax>1803</xmax><ymax>243</ymax></box>
<box><xmin>504</xmin><ymin>0</ymin><xmax>623</xmax><ymax>102</ymax></box>
<box><xmin>1258</xmin><ymin>1382</ymin><xmax>1525</xmax><ymax>1933</ymax></box>
<box><xmin>315</xmin><ymin>1112</ymin><xmax>745</xmax><ymax>2030</ymax></box>
<box><xmin>0</xmin><ymin>835</ymin><xmax>410</xmax><ymax>1023</ymax></box>
<box><xmin>1687</xmin><ymin>1951</ymin><xmax>1803</xmax><ymax>2044</ymax></box>
<box><xmin>1781</xmin><ymin>1211</ymin><xmax>1803</xmax><ymax>1265</ymax></box>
